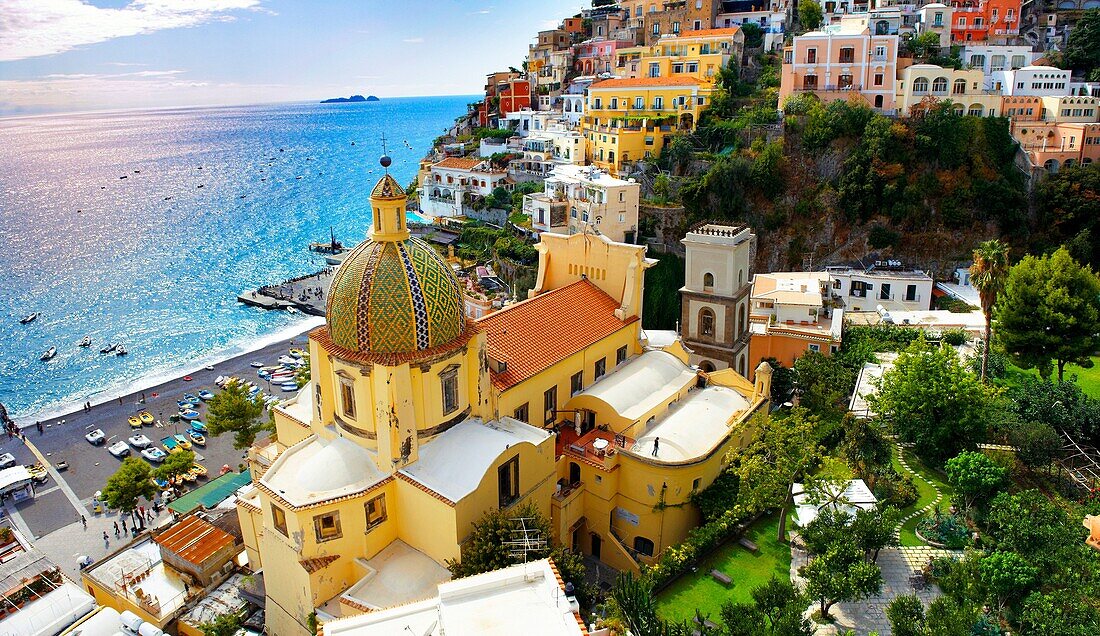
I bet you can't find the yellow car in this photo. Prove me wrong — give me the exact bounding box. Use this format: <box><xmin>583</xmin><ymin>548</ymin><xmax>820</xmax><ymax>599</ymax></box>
<box><xmin>128</xmin><ymin>416</ymin><xmax>142</xmax><ymax>429</ymax></box>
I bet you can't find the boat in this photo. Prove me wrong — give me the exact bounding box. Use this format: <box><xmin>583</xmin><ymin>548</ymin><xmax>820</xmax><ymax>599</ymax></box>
<box><xmin>189</xmin><ymin>421</ymin><xmax>208</xmax><ymax>433</ymax></box>
<box><xmin>40</xmin><ymin>347</ymin><xmax>56</xmax><ymax>361</ymax></box>
<box><xmin>183</xmin><ymin>393</ymin><xmax>199</xmax><ymax>403</ymax></box>
<box><xmin>115</xmin><ymin>346</ymin><xmax>128</xmax><ymax>356</ymax></box>
<box><xmin>100</xmin><ymin>343</ymin><xmax>117</xmax><ymax>354</ymax></box>
<box><xmin>128</xmin><ymin>416</ymin><xmax>142</xmax><ymax>429</ymax></box>
<box><xmin>287</xmin><ymin>307</ymin><xmax>299</xmax><ymax>314</ymax></box>
<box><xmin>179</xmin><ymin>410</ymin><xmax>200</xmax><ymax>420</ymax></box>
<box><xmin>176</xmin><ymin>400</ymin><xmax>195</xmax><ymax>410</ymax></box>
<box><xmin>250</xmin><ymin>361</ymin><xmax>264</xmax><ymax>368</ymax></box>
<box><xmin>187</xmin><ymin>430</ymin><xmax>206</xmax><ymax>445</ymax></box>
<box><xmin>78</xmin><ymin>336</ymin><xmax>91</xmax><ymax>347</ymax></box>
<box><xmin>190</xmin><ymin>463</ymin><xmax>208</xmax><ymax>478</ymax></box>
<box><xmin>139</xmin><ymin>411</ymin><xmax>154</xmax><ymax>425</ymax></box>
<box><xmin>204</xmin><ymin>365</ymin><xmax>215</xmax><ymax>371</ymax></box>
<box><xmin>182</xmin><ymin>470</ymin><xmax>197</xmax><ymax>483</ymax></box>
<box><xmin>173</xmin><ymin>434</ymin><xmax>192</xmax><ymax>450</ymax></box>
<box><xmin>19</xmin><ymin>313</ymin><xmax>40</xmax><ymax>324</ymax></box>
<box><xmin>161</xmin><ymin>436</ymin><xmax>180</xmax><ymax>453</ymax></box>
<box><xmin>152</xmin><ymin>477</ymin><xmax>170</xmax><ymax>490</ymax></box>
<box><xmin>288</xmin><ymin>348</ymin><xmax>305</xmax><ymax>358</ymax></box>
<box><xmin>280</xmin><ymin>383</ymin><xmax>299</xmax><ymax>392</ymax></box>
<box><xmin>309</xmin><ymin>227</ymin><xmax>345</xmax><ymax>254</ymax></box>
<box><xmin>198</xmin><ymin>390</ymin><xmax>215</xmax><ymax>401</ymax></box>
<box><xmin>25</xmin><ymin>463</ymin><xmax>47</xmax><ymax>483</ymax></box>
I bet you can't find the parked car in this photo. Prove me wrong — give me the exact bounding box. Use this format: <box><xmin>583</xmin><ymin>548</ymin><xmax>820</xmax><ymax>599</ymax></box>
<box><xmin>0</xmin><ymin>453</ymin><xmax>15</xmax><ymax>470</ymax></box>
<box><xmin>85</xmin><ymin>429</ymin><xmax>106</xmax><ymax>446</ymax></box>
<box><xmin>108</xmin><ymin>441</ymin><xmax>131</xmax><ymax>458</ymax></box>
<box><xmin>127</xmin><ymin>434</ymin><xmax>153</xmax><ymax>449</ymax></box>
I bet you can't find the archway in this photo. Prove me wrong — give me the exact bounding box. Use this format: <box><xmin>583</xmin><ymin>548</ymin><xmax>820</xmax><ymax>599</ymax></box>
<box><xmin>699</xmin><ymin>360</ymin><xmax>716</xmax><ymax>373</ymax></box>
<box><xmin>679</xmin><ymin>112</ymin><xmax>694</xmax><ymax>129</ymax></box>
<box><xmin>569</xmin><ymin>462</ymin><xmax>581</xmax><ymax>486</ymax></box>
<box><xmin>699</xmin><ymin>307</ymin><xmax>715</xmax><ymax>338</ymax></box>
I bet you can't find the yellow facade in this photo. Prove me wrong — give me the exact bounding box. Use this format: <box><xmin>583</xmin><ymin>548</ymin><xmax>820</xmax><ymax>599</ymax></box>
<box><xmin>239</xmin><ymin>167</ymin><xmax>768</xmax><ymax>635</ymax></box>
<box><xmin>583</xmin><ymin>77</ymin><xmax>712</xmax><ymax>175</ymax></box>
<box><xmin>615</xmin><ymin>28</ymin><xmax>745</xmax><ymax>86</ymax></box>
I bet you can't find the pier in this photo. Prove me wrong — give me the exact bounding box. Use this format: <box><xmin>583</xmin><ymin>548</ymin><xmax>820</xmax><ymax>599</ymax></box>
<box><xmin>238</xmin><ymin>266</ymin><xmax>336</xmax><ymax>316</ymax></box>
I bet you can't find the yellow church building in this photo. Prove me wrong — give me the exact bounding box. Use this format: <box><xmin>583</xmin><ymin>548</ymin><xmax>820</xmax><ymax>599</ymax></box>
<box><xmin>236</xmin><ymin>160</ymin><xmax>769</xmax><ymax>635</ymax></box>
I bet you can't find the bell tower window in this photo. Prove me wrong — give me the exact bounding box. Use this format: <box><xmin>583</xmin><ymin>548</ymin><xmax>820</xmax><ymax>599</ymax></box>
<box><xmin>339</xmin><ymin>376</ymin><xmax>356</xmax><ymax>419</ymax></box>
<box><xmin>441</xmin><ymin>366</ymin><xmax>460</xmax><ymax>415</ymax></box>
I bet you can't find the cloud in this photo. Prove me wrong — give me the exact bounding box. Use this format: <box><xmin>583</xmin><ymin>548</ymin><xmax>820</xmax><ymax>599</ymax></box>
<box><xmin>472</xmin><ymin>9</ymin><xmax>491</xmax><ymax>14</ymax></box>
<box><xmin>43</xmin><ymin>69</ymin><xmax>184</xmax><ymax>79</ymax></box>
<box><xmin>104</xmin><ymin>62</ymin><xmax>149</xmax><ymax>67</ymax></box>
<box><xmin>401</xmin><ymin>37</ymin><xmax>424</xmax><ymax>44</ymax></box>
<box><xmin>0</xmin><ymin>0</ymin><xmax>264</xmax><ymax>62</ymax></box>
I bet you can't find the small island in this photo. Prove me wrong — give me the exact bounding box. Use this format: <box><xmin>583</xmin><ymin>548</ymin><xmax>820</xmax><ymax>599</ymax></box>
<box><xmin>320</xmin><ymin>94</ymin><xmax>380</xmax><ymax>103</ymax></box>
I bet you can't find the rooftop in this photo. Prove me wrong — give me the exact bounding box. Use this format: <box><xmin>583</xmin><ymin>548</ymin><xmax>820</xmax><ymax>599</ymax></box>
<box><xmin>751</xmin><ymin>271</ymin><xmax>830</xmax><ymax>307</ymax></box>
<box><xmin>573</xmin><ymin>350</ymin><xmax>696</xmax><ymax>421</ymax></box>
<box><xmin>400</xmin><ymin>417</ymin><xmax>550</xmax><ymax>504</ymax></box>
<box><xmin>84</xmin><ymin>538</ymin><xmax>187</xmax><ymax>621</ymax></box>
<box><xmin>792</xmin><ymin>479</ymin><xmax>877</xmax><ymax>527</ymax></box>
<box><xmin>546</xmin><ymin>164</ymin><xmax>635</xmax><ymax>187</ymax></box>
<box><xmin>659</xmin><ymin>27</ymin><xmax>741</xmax><ymax>40</ymax></box>
<box><xmin>154</xmin><ymin>514</ymin><xmax>236</xmax><ymax>566</ymax></box>
<box><xmin>1</xmin><ymin>581</ymin><xmax>96</xmax><ymax>636</ymax></box>
<box><xmin>179</xmin><ymin>573</ymin><xmax>249</xmax><ymax>629</ymax></box>
<box><xmin>321</xmin><ymin>540</ymin><xmax>451</xmax><ymax>618</ymax></box>
<box><xmin>826</xmin><ymin>264</ymin><xmax>932</xmax><ymax>281</ymax></box>
<box><xmin>478</xmin><ymin>279</ymin><xmax>637</xmax><ymax>391</ymax></box>
<box><xmin>631</xmin><ymin>384</ymin><xmax>751</xmax><ymax>462</ymax></box>
<box><xmin>590</xmin><ymin>76</ymin><xmax>704</xmax><ymax>89</ymax></box>
<box><xmin>261</xmin><ymin>435</ymin><xmax>387</xmax><ymax>508</ymax></box>
<box><xmin>433</xmin><ymin>157</ymin><xmax>484</xmax><ymax>171</ymax></box>
<box><xmin>169</xmin><ymin>469</ymin><xmax>253</xmax><ymax>516</ymax></box>
<box><xmin>322</xmin><ymin>559</ymin><xmax>583</xmax><ymax>636</ymax></box>
<box><xmin>848</xmin><ymin>353</ymin><xmax>898</xmax><ymax>419</ymax></box>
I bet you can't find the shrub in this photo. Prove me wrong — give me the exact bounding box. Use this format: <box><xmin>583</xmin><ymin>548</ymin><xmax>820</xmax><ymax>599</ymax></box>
<box><xmin>916</xmin><ymin>510</ymin><xmax>971</xmax><ymax>549</ymax></box>
<box><xmin>643</xmin><ymin>505</ymin><xmax>752</xmax><ymax>588</ymax></box>
<box><xmin>872</xmin><ymin>469</ymin><xmax>920</xmax><ymax>509</ymax></box>
<box><xmin>941</xmin><ymin>329</ymin><xmax>969</xmax><ymax>346</ymax></box>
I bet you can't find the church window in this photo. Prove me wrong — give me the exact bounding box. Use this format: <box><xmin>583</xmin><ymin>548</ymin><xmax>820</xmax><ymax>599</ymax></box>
<box><xmin>700</xmin><ymin>308</ymin><xmax>715</xmax><ymax>337</ymax></box>
<box><xmin>703</xmin><ymin>272</ymin><xmax>714</xmax><ymax>290</ymax></box>
<box><xmin>365</xmin><ymin>495</ymin><xmax>387</xmax><ymax>530</ymax></box>
<box><xmin>271</xmin><ymin>504</ymin><xmax>287</xmax><ymax>537</ymax></box>
<box><xmin>633</xmin><ymin>536</ymin><xmax>655</xmax><ymax>556</ymax></box>
<box><xmin>571</xmin><ymin>371</ymin><xmax>584</xmax><ymax>396</ymax></box>
<box><xmin>339</xmin><ymin>377</ymin><xmax>356</xmax><ymax>420</ymax></box>
<box><xmin>616</xmin><ymin>345</ymin><xmax>628</xmax><ymax>365</ymax></box>
<box><xmin>594</xmin><ymin>358</ymin><xmax>606</xmax><ymax>380</ymax></box>
<box><xmin>314</xmin><ymin>511</ymin><xmax>342</xmax><ymax>542</ymax></box>
<box><xmin>499</xmin><ymin>456</ymin><xmax>520</xmax><ymax>508</ymax></box>
<box><xmin>513</xmin><ymin>402</ymin><xmax>529</xmax><ymax>423</ymax></box>
<box><xmin>544</xmin><ymin>386</ymin><xmax>558</xmax><ymax>424</ymax></box>
<box><xmin>441</xmin><ymin>367</ymin><xmax>460</xmax><ymax>415</ymax></box>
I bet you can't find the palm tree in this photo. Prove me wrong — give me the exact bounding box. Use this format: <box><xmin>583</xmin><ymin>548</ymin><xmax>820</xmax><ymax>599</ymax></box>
<box><xmin>969</xmin><ymin>239</ymin><xmax>1010</xmax><ymax>383</ymax></box>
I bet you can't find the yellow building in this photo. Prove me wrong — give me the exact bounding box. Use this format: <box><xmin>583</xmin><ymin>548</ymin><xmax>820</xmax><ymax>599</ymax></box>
<box><xmin>584</xmin><ymin>76</ymin><xmax>712</xmax><ymax>175</ymax></box>
<box><xmin>238</xmin><ymin>159</ymin><xmax>768</xmax><ymax>635</ymax></box>
<box><xmin>616</xmin><ymin>28</ymin><xmax>745</xmax><ymax>85</ymax></box>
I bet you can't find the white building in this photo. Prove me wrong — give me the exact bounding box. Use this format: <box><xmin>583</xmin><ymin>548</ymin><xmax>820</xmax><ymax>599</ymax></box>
<box><xmin>825</xmin><ymin>262</ymin><xmax>933</xmax><ymax>312</ymax></box>
<box><xmin>998</xmin><ymin>65</ymin><xmax>1072</xmax><ymax>97</ymax></box>
<box><xmin>419</xmin><ymin>157</ymin><xmax>511</xmax><ymax>219</ymax></box>
<box><xmin>715</xmin><ymin>1</ymin><xmax>790</xmax><ymax>51</ymax></box>
<box><xmin>524</xmin><ymin>164</ymin><xmax>640</xmax><ymax>243</ymax></box>
<box><xmin>508</xmin><ymin>126</ymin><xmax>586</xmax><ymax>180</ymax></box>
<box><xmin>961</xmin><ymin>44</ymin><xmax>1037</xmax><ymax>90</ymax></box>
<box><xmin>916</xmin><ymin>3</ymin><xmax>953</xmax><ymax>48</ymax></box>
<box><xmin>498</xmin><ymin>108</ymin><xmax>563</xmax><ymax>137</ymax></box>
<box><xmin>321</xmin><ymin>559</ymin><xmax>584</xmax><ymax>636</ymax></box>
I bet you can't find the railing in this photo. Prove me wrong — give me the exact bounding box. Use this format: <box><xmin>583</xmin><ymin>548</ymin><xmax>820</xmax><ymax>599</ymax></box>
<box><xmin>796</xmin><ymin>84</ymin><xmax>863</xmax><ymax>92</ymax></box>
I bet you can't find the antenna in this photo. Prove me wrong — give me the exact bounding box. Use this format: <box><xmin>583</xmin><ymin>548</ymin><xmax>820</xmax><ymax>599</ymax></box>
<box><xmin>380</xmin><ymin>133</ymin><xmax>392</xmax><ymax>174</ymax></box>
<box><xmin>504</xmin><ymin>517</ymin><xmax>546</xmax><ymax>563</ymax></box>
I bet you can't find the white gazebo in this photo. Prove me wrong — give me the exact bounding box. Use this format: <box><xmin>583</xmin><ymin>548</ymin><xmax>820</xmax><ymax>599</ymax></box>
<box><xmin>792</xmin><ymin>478</ymin><xmax>878</xmax><ymax>528</ymax></box>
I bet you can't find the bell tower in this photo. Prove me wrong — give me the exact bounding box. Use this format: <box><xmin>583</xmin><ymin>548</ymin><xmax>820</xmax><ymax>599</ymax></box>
<box><xmin>369</xmin><ymin>154</ymin><xmax>409</xmax><ymax>242</ymax></box>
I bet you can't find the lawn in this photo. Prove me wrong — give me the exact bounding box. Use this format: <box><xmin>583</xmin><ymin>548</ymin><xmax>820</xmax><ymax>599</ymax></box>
<box><xmin>891</xmin><ymin>446</ymin><xmax>955</xmax><ymax>547</ymax></box>
<box><xmin>655</xmin><ymin>513</ymin><xmax>791</xmax><ymax>624</ymax></box>
<box><xmin>999</xmin><ymin>356</ymin><xmax>1100</xmax><ymax>399</ymax></box>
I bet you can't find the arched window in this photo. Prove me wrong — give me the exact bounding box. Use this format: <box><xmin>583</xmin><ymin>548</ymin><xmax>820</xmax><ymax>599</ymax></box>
<box><xmin>738</xmin><ymin>269</ymin><xmax>744</xmax><ymax>286</ymax></box>
<box><xmin>953</xmin><ymin>78</ymin><xmax>966</xmax><ymax>94</ymax></box>
<box><xmin>699</xmin><ymin>360</ymin><xmax>715</xmax><ymax>373</ymax></box>
<box><xmin>967</xmin><ymin>104</ymin><xmax>983</xmax><ymax>116</ymax></box>
<box><xmin>699</xmin><ymin>308</ymin><xmax>715</xmax><ymax>337</ymax></box>
<box><xmin>633</xmin><ymin>536</ymin><xmax>655</xmax><ymax>557</ymax></box>
<box><xmin>738</xmin><ymin>304</ymin><xmax>747</xmax><ymax>338</ymax></box>
<box><xmin>932</xmin><ymin>77</ymin><xmax>948</xmax><ymax>93</ymax></box>
<box><xmin>703</xmin><ymin>272</ymin><xmax>714</xmax><ymax>290</ymax></box>
<box><xmin>913</xmin><ymin>77</ymin><xmax>929</xmax><ymax>93</ymax></box>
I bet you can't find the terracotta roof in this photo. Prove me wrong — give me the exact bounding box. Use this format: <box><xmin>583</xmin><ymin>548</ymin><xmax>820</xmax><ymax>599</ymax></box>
<box><xmin>477</xmin><ymin>279</ymin><xmax>637</xmax><ymax>390</ymax></box>
<box><xmin>300</xmin><ymin>554</ymin><xmax>340</xmax><ymax>574</ymax></box>
<box><xmin>154</xmin><ymin>515</ymin><xmax>236</xmax><ymax>565</ymax></box>
<box><xmin>434</xmin><ymin>157</ymin><xmax>483</xmax><ymax>170</ymax></box>
<box><xmin>590</xmin><ymin>76</ymin><xmax>704</xmax><ymax>89</ymax></box>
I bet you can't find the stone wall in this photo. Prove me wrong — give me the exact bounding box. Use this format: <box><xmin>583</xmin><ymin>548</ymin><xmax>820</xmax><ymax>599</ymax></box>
<box><xmin>639</xmin><ymin>204</ymin><xmax>687</xmax><ymax>256</ymax></box>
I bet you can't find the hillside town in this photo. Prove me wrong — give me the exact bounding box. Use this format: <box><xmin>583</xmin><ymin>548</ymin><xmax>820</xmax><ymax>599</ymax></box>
<box><xmin>3</xmin><ymin>1</ymin><xmax>1100</xmax><ymax>636</ymax></box>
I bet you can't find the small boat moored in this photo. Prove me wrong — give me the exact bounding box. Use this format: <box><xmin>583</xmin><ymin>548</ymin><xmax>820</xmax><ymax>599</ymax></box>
<box><xmin>250</xmin><ymin>361</ymin><xmax>264</xmax><ymax>368</ymax></box>
<box><xmin>128</xmin><ymin>416</ymin><xmax>142</xmax><ymax>429</ymax></box>
<box><xmin>40</xmin><ymin>347</ymin><xmax>56</xmax><ymax>361</ymax></box>
<box><xmin>19</xmin><ymin>312</ymin><xmax>40</xmax><ymax>324</ymax></box>
<box><xmin>179</xmin><ymin>410</ymin><xmax>200</xmax><ymax>420</ymax></box>
<box><xmin>100</xmin><ymin>343</ymin><xmax>117</xmax><ymax>354</ymax></box>
<box><xmin>198</xmin><ymin>390</ymin><xmax>215</xmax><ymax>401</ymax></box>
<box><xmin>188</xmin><ymin>430</ymin><xmax>206</xmax><ymax>445</ymax></box>
<box><xmin>78</xmin><ymin>336</ymin><xmax>92</xmax><ymax>347</ymax></box>
<box><xmin>115</xmin><ymin>346</ymin><xmax>128</xmax><ymax>356</ymax></box>
<box><xmin>139</xmin><ymin>411</ymin><xmax>154</xmax><ymax>425</ymax></box>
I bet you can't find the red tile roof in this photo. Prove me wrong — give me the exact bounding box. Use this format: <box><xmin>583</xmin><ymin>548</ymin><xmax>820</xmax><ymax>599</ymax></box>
<box><xmin>300</xmin><ymin>554</ymin><xmax>340</xmax><ymax>574</ymax></box>
<box><xmin>153</xmin><ymin>515</ymin><xmax>236</xmax><ymax>565</ymax></box>
<box><xmin>434</xmin><ymin>157</ymin><xmax>483</xmax><ymax>170</ymax></box>
<box><xmin>477</xmin><ymin>279</ymin><xmax>637</xmax><ymax>390</ymax></box>
<box><xmin>590</xmin><ymin>76</ymin><xmax>704</xmax><ymax>89</ymax></box>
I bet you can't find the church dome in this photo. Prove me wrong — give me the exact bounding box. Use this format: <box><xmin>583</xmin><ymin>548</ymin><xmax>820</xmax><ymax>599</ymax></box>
<box><xmin>326</xmin><ymin>234</ymin><xmax>467</xmax><ymax>355</ymax></box>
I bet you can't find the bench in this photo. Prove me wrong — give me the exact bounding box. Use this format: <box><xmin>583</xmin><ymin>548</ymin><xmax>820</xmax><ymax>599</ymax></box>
<box><xmin>738</xmin><ymin>537</ymin><xmax>759</xmax><ymax>553</ymax></box>
<box><xmin>710</xmin><ymin>569</ymin><xmax>732</xmax><ymax>585</ymax></box>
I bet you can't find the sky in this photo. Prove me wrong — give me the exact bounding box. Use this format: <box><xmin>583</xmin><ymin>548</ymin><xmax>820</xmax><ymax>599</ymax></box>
<box><xmin>0</xmin><ymin>0</ymin><xmax>584</xmax><ymax>115</ymax></box>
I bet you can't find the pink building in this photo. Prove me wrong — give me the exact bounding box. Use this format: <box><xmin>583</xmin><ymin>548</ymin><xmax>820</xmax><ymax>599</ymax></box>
<box><xmin>573</xmin><ymin>39</ymin><xmax>632</xmax><ymax>76</ymax></box>
<box><xmin>779</xmin><ymin>25</ymin><xmax>899</xmax><ymax>113</ymax></box>
<box><xmin>1011</xmin><ymin>120</ymin><xmax>1100</xmax><ymax>172</ymax></box>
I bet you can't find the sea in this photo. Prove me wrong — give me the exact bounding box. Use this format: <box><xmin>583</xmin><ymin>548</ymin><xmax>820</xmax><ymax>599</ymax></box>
<box><xmin>0</xmin><ymin>96</ymin><xmax>474</xmax><ymax>421</ymax></box>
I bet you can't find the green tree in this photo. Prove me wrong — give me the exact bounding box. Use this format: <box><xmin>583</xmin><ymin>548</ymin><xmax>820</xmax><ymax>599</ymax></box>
<box><xmin>886</xmin><ymin>594</ymin><xmax>925</xmax><ymax>636</ymax></box>
<box><xmin>1017</xmin><ymin>590</ymin><xmax>1100</xmax><ymax>636</ymax></box>
<box><xmin>666</xmin><ymin>136</ymin><xmax>694</xmax><ymax>176</ymax></box>
<box><xmin>732</xmin><ymin>409</ymin><xmax>823</xmax><ymax>540</ymax></box>
<box><xmin>1010</xmin><ymin>421</ymin><xmax>1062</xmax><ymax>471</ymax></box>
<box><xmin>200</xmin><ymin>611</ymin><xmax>244</xmax><ymax>636</ymax></box>
<box><xmin>851</xmin><ymin>506</ymin><xmax>899</xmax><ymax>563</ymax></box>
<box><xmin>969</xmin><ymin>239</ymin><xmax>1010</xmax><ymax>383</ymax></box>
<box><xmin>721</xmin><ymin>577</ymin><xmax>814</xmax><ymax>636</ymax></box>
<box><xmin>840</xmin><ymin>415</ymin><xmax>891</xmax><ymax>480</ymax></box>
<box><xmin>295</xmin><ymin>353</ymin><xmax>310</xmax><ymax>388</ymax></box>
<box><xmin>740</xmin><ymin>21</ymin><xmax>763</xmax><ymax>48</ymax></box>
<box><xmin>945</xmin><ymin>451</ymin><xmax>1008</xmax><ymax>513</ymax></box>
<box><xmin>1061</xmin><ymin>9</ymin><xmax>1100</xmax><ymax>81</ymax></box>
<box><xmin>763</xmin><ymin>358</ymin><xmax>795</xmax><ymax>404</ymax></box>
<box><xmin>1038</xmin><ymin>164</ymin><xmax>1100</xmax><ymax>267</ymax></box>
<box><xmin>996</xmin><ymin>247</ymin><xmax>1100</xmax><ymax>381</ymax></box>
<box><xmin>925</xmin><ymin>596</ymin><xmax>982</xmax><ymax>636</ymax></box>
<box><xmin>800</xmin><ymin>540</ymin><xmax>883</xmax><ymax>620</ymax></box>
<box><xmin>869</xmin><ymin>337</ymin><xmax>993</xmax><ymax>465</ymax></box>
<box><xmin>908</xmin><ymin>31</ymin><xmax>943</xmax><ymax>59</ymax></box>
<box><xmin>798</xmin><ymin>0</ymin><xmax>824</xmax><ymax>31</ymax></box>
<box><xmin>793</xmin><ymin>351</ymin><xmax>856</xmax><ymax>417</ymax></box>
<box><xmin>155</xmin><ymin>450</ymin><xmax>196</xmax><ymax>483</ymax></box>
<box><xmin>207</xmin><ymin>379</ymin><xmax>270</xmax><ymax>450</ymax></box>
<box><xmin>103</xmin><ymin>457</ymin><xmax>158</xmax><ymax>526</ymax></box>
<box><xmin>980</xmin><ymin>550</ymin><xmax>1037</xmax><ymax>610</ymax></box>
<box><xmin>608</xmin><ymin>572</ymin><xmax>695</xmax><ymax>635</ymax></box>
<box><xmin>985</xmin><ymin>490</ymin><xmax>1075</xmax><ymax>572</ymax></box>
<box><xmin>688</xmin><ymin>469</ymin><xmax>739</xmax><ymax>522</ymax></box>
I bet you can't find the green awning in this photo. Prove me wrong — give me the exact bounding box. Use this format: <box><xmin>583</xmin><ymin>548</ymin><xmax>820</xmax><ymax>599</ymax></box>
<box><xmin>169</xmin><ymin>469</ymin><xmax>252</xmax><ymax>516</ymax></box>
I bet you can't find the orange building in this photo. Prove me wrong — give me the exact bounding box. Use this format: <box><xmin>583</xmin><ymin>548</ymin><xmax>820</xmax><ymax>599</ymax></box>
<box><xmin>949</xmin><ymin>0</ymin><xmax>1021</xmax><ymax>43</ymax></box>
<box><xmin>746</xmin><ymin>272</ymin><xmax>842</xmax><ymax>378</ymax></box>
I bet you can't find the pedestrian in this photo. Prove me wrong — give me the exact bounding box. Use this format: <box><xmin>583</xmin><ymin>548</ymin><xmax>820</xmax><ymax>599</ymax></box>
<box><xmin>102</xmin><ymin>531</ymin><xmax>109</xmax><ymax>542</ymax></box>
<box><xmin>121</xmin><ymin>518</ymin><xmax>127</xmax><ymax>533</ymax></box>
<box><xmin>140</xmin><ymin>392</ymin><xmax>146</xmax><ymax>403</ymax></box>
<box><xmin>118</xmin><ymin>397</ymin><xmax>122</xmax><ymax>405</ymax></box>
<box><xmin>113</xmin><ymin>524</ymin><xmax>119</xmax><ymax>538</ymax></box>
<box><xmin>80</xmin><ymin>515</ymin><xmax>87</xmax><ymax>529</ymax></box>
<box><xmin>36</xmin><ymin>421</ymin><xmax>42</xmax><ymax>435</ymax></box>
<box><xmin>652</xmin><ymin>437</ymin><xmax>660</xmax><ymax>457</ymax></box>
<box><xmin>139</xmin><ymin>505</ymin><xmax>145</xmax><ymax>518</ymax></box>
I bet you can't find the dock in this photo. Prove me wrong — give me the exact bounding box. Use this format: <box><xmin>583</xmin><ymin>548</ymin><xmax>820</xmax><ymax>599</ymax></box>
<box><xmin>238</xmin><ymin>264</ymin><xmax>338</xmax><ymax>317</ymax></box>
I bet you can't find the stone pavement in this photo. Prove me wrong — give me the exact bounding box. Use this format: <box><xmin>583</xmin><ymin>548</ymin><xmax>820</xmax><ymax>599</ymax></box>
<box><xmin>791</xmin><ymin>540</ymin><xmax>960</xmax><ymax>636</ymax></box>
<box><xmin>31</xmin><ymin>503</ymin><xmax>170</xmax><ymax>582</ymax></box>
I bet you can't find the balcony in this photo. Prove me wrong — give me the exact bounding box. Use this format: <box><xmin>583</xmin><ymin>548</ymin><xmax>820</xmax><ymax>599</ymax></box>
<box><xmin>797</xmin><ymin>84</ymin><xmax>863</xmax><ymax>92</ymax></box>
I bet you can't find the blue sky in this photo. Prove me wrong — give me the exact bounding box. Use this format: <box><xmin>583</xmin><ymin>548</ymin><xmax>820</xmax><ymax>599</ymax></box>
<box><xmin>0</xmin><ymin>0</ymin><xmax>583</xmax><ymax>115</ymax></box>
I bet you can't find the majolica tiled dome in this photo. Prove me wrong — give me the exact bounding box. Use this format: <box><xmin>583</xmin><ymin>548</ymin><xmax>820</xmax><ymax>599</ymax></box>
<box><xmin>326</xmin><ymin>236</ymin><xmax>466</xmax><ymax>355</ymax></box>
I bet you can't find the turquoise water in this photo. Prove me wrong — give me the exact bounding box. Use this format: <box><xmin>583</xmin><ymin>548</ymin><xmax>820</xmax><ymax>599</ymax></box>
<box><xmin>0</xmin><ymin>97</ymin><xmax>472</xmax><ymax>419</ymax></box>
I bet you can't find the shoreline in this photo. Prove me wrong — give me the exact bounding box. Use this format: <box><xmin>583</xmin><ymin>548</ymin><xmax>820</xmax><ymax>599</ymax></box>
<box><xmin>10</xmin><ymin>316</ymin><xmax>324</xmax><ymax>426</ymax></box>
